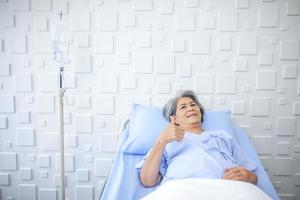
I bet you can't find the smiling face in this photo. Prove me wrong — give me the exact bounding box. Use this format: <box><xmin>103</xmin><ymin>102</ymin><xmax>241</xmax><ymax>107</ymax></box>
<box><xmin>175</xmin><ymin>97</ymin><xmax>202</xmax><ymax>127</ymax></box>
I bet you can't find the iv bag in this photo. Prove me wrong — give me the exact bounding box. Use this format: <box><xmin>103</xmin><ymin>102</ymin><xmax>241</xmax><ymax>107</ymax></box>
<box><xmin>51</xmin><ymin>13</ymin><xmax>71</xmax><ymax>64</ymax></box>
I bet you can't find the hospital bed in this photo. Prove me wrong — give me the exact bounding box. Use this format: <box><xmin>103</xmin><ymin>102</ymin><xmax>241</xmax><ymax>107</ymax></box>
<box><xmin>99</xmin><ymin>104</ymin><xmax>280</xmax><ymax>200</ymax></box>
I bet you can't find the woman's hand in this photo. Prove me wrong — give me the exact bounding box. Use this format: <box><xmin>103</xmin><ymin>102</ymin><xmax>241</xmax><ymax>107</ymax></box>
<box><xmin>158</xmin><ymin>116</ymin><xmax>185</xmax><ymax>145</ymax></box>
<box><xmin>223</xmin><ymin>166</ymin><xmax>258</xmax><ymax>184</ymax></box>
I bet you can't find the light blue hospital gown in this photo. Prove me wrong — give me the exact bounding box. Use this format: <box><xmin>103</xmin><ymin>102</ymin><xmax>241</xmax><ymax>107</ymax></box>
<box><xmin>136</xmin><ymin>130</ymin><xmax>257</xmax><ymax>184</ymax></box>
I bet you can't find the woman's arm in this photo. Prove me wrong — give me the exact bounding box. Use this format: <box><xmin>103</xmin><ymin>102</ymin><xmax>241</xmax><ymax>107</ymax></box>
<box><xmin>140</xmin><ymin>116</ymin><xmax>185</xmax><ymax>187</ymax></box>
<box><xmin>139</xmin><ymin>139</ymin><xmax>166</xmax><ymax>187</ymax></box>
<box><xmin>221</xmin><ymin>134</ymin><xmax>258</xmax><ymax>184</ymax></box>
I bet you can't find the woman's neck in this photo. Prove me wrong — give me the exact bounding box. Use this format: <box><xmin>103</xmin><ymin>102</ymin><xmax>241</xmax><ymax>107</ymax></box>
<box><xmin>183</xmin><ymin>124</ymin><xmax>204</xmax><ymax>134</ymax></box>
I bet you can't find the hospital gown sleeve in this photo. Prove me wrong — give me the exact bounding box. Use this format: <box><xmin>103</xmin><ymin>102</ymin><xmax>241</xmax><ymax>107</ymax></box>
<box><xmin>229</xmin><ymin>138</ymin><xmax>257</xmax><ymax>171</ymax></box>
<box><xmin>135</xmin><ymin>149</ymin><xmax>168</xmax><ymax>177</ymax></box>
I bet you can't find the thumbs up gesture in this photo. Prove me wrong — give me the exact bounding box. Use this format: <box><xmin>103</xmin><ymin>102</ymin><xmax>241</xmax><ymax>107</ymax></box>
<box><xmin>158</xmin><ymin>115</ymin><xmax>185</xmax><ymax>145</ymax></box>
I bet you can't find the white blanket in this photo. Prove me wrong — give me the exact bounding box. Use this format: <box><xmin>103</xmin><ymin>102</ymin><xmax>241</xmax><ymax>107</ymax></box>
<box><xmin>141</xmin><ymin>178</ymin><xmax>272</xmax><ymax>200</ymax></box>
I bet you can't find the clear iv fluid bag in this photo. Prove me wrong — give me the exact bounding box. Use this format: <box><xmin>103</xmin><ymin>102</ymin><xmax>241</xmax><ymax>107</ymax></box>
<box><xmin>52</xmin><ymin>15</ymin><xmax>71</xmax><ymax>64</ymax></box>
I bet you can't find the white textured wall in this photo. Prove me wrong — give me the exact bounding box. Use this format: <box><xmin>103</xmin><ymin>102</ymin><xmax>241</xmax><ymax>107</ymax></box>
<box><xmin>0</xmin><ymin>0</ymin><xmax>299</xmax><ymax>199</ymax></box>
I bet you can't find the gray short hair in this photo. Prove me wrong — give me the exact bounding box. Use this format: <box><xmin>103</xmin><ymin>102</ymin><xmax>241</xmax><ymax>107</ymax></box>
<box><xmin>162</xmin><ymin>90</ymin><xmax>205</xmax><ymax>122</ymax></box>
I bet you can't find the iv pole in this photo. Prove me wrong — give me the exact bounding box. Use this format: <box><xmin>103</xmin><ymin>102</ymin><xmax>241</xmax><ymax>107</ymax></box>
<box><xmin>53</xmin><ymin>11</ymin><xmax>69</xmax><ymax>200</ymax></box>
<box><xmin>59</xmin><ymin>66</ymin><xmax>65</xmax><ymax>200</ymax></box>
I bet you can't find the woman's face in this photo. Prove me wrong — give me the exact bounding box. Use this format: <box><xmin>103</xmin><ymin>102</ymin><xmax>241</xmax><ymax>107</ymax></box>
<box><xmin>175</xmin><ymin>97</ymin><xmax>202</xmax><ymax>126</ymax></box>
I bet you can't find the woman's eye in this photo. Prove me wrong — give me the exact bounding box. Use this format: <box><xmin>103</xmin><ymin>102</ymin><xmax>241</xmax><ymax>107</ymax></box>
<box><xmin>179</xmin><ymin>106</ymin><xmax>186</xmax><ymax>110</ymax></box>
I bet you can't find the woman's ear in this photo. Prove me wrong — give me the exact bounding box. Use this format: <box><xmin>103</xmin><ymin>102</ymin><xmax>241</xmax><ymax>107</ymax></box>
<box><xmin>170</xmin><ymin>115</ymin><xmax>176</xmax><ymax>124</ymax></box>
<box><xmin>170</xmin><ymin>115</ymin><xmax>179</xmax><ymax>126</ymax></box>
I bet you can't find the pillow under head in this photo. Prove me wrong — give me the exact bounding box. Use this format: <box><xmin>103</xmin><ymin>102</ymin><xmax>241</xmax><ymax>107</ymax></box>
<box><xmin>122</xmin><ymin>104</ymin><xmax>235</xmax><ymax>155</ymax></box>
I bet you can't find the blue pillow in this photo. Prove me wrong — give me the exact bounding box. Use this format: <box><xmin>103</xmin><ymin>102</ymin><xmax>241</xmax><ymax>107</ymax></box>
<box><xmin>122</xmin><ymin>104</ymin><xmax>235</xmax><ymax>155</ymax></box>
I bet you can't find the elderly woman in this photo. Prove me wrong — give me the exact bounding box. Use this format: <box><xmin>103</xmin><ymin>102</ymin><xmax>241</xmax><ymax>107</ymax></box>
<box><xmin>138</xmin><ymin>90</ymin><xmax>258</xmax><ymax>188</ymax></box>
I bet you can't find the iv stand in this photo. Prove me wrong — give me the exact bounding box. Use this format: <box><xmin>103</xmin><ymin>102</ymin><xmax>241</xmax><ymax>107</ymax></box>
<box><xmin>59</xmin><ymin>66</ymin><xmax>65</xmax><ymax>200</ymax></box>
<box><xmin>53</xmin><ymin>11</ymin><xmax>70</xmax><ymax>200</ymax></box>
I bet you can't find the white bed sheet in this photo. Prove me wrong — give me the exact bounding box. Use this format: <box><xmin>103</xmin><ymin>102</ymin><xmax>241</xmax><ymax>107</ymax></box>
<box><xmin>141</xmin><ymin>178</ymin><xmax>272</xmax><ymax>200</ymax></box>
